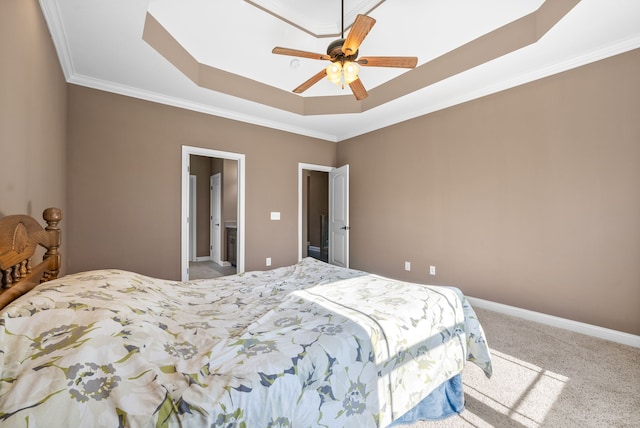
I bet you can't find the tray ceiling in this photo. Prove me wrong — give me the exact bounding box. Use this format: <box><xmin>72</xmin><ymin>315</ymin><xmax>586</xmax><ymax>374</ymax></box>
<box><xmin>40</xmin><ymin>0</ymin><xmax>640</xmax><ymax>141</ymax></box>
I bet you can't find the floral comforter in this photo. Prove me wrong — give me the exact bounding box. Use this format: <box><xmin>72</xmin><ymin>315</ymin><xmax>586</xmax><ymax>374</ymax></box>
<box><xmin>0</xmin><ymin>258</ymin><xmax>491</xmax><ymax>427</ymax></box>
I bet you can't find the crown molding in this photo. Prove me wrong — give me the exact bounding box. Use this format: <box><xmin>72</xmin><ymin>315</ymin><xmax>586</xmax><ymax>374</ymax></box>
<box><xmin>339</xmin><ymin>35</ymin><xmax>640</xmax><ymax>141</ymax></box>
<box><xmin>67</xmin><ymin>74</ymin><xmax>340</xmax><ymax>142</ymax></box>
<box><xmin>39</xmin><ymin>0</ymin><xmax>75</xmax><ymax>79</ymax></box>
<box><xmin>38</xmin><ymin>0</ymin><xmax>640</xmax><ymax>142</ymax></box>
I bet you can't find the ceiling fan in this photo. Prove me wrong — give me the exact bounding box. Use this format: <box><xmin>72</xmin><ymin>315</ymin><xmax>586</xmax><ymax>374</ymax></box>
<box><xmin>272</xmin><ymin>3</ymin><xmax>418</xmax><ymax>101</ymax></box>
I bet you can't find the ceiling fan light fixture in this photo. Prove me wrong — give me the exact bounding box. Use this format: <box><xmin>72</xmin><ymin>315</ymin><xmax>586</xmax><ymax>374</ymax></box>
<box><xmin>326</xmin><ymin>62</ymin><xmax>343</xmax><ymax>85</ymax></box>
<box><xmin>343</xmin><ymin>61</ymin><xmax>359</xmax><ymax>84</ymax></box>
<box><xmin>326</xmin><ymin>61</ymin><xmax>359</xmax><ymax>87</ymax></box>
<box><xmin>273</xmin><ymin>11</ymin><xmax>416</xmax><ymax>100</ymax></box>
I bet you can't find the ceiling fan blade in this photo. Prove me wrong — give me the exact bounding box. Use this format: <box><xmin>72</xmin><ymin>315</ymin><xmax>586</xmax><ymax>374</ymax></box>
<box><xmin>293</xmin><ymin>69</ymin><xmax>328</xmax><ymax>94</ymax></box>
<box><xmin>342</xmin><ymin>14</ymin><xmax>376</xmax><ymax>56</ymax></box>
<box><xmin>349</xmin><ymin>78</ymin><xmax>368</xmax><ymax>101</ymax></box>
<box><xmin>272</xmin><ymin>47</ymin><xmax>331</xmax><ymax>61</ymax></box>
<box><xmin>357</xmin><ymin>56</ymin><xmax>418</xmax><ymax>68</ymax></box>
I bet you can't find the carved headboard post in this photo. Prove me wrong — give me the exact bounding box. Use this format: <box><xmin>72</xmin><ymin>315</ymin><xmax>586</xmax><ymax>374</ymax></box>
<box><xmin>43</xmin><ymin>207</ymin><xmax>62</xmax><ymax>281</ymax></box>
<box><xmin>0</xmin><ymin>207</ymin><xmax>63</xmax><ymax>309</ymax></box>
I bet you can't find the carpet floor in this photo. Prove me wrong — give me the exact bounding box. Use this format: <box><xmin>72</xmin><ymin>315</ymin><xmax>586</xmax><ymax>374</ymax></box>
<box><xmin>189</xmin><ymin>260</ymin><xmax>236</xmax><ymax>280</ymax></box>
<box><xmin>405</xmin><ymin>308</ymin><xmax>640</xmax><ymax>428</ymax></box>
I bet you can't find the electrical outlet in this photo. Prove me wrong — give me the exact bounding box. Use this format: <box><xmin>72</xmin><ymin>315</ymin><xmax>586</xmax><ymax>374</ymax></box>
<box><xmin>429</xmin><ymin>265</ymin><xmax>436</xmax><ymax>276</ymax></box>
<box><xmin>405</xmin><ymin>261</ymin><xmax>411</xmax><ymax>271</ymax></box>
<box><xmin>266</xmin><ymin>257</ymin><xmax>272</xmax><ymax>266</ymax></box>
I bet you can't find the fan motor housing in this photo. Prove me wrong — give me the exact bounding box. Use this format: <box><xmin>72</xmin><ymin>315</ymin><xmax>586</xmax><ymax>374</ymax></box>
<box><xmin>327</xmin><ymin>38</ymin><xmax>358</xmax><ymax>62</ymax></box>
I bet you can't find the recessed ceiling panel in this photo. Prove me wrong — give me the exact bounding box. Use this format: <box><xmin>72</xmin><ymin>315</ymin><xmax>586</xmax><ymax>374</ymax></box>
<box><xmin>146</xmin><ymin>0</ymin><xmax>548</xmax><ymax>97</ymax></box>
<box><xmin>244</xmin><ymin>0</ymin><xmax>385</xmax><ymax>37</ymax></box>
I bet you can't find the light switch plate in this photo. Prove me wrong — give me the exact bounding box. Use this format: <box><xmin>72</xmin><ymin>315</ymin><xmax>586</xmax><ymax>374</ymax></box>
<box><xmin>270</xmin><ymin>212</ymin><xmax>280</xmax><ymax>220</ymax></box>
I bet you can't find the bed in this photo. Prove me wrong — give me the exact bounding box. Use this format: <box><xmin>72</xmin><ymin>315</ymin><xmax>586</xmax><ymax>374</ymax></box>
<box><xmin>0</xmin><ymin>208</ymin><xmax>492</xmax><ymax>427</ymax></box>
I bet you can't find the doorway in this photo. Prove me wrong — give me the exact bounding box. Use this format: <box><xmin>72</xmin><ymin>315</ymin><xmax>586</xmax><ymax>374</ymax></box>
<box><xmin>182</xmin><ymin>146</ymin><xmax>245</xmax><ymax>281</ymax></box>
<box><xmin>303</xmin><ymin>169</ymin><xmax>329</xmax><ymax>262</ymax></box>
<box><xmin>298</xmin><ymin>163</ymin><xmax>349</xmax><ymax>267</ymax></box>
<box><xmin>188</xmin><ymin>158</ymin><xmax>237</xmax><ymax>280</ymax></box>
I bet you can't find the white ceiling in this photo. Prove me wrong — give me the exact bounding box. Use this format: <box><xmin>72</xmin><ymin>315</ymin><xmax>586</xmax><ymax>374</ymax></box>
<box><xmin>41</xmin><ymin>0</ymin><xmax>640</xmax><ymax>142</ymax></box>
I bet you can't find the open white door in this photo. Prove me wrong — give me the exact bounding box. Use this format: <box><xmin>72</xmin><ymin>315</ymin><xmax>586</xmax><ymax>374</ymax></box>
<box><xmin>210</xmin><ymin>173</ymin><xmax>222</xmax><ymax>265</ymax></box>
<box><xmin>329</xmin><ymin>164</ymin><xmax>349</xmax><ymax>268</ymax></box>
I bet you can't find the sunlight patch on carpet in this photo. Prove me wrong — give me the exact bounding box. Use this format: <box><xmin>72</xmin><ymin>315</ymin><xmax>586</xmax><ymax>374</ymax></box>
<box><xmin>463</xmin><ymin>349</ymin><xmax>568</xmax><ymax>427</ymax></box>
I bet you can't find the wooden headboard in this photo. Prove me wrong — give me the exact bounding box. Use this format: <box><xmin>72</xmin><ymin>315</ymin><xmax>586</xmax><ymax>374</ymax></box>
<box><xmin>0</xmin><ymin>207</ymin><xmax>62</xmax><ymax>310</ymax></box>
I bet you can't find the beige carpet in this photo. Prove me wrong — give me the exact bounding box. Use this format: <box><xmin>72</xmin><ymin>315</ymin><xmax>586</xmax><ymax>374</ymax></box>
<box><xmin>189</xmin><ymin>261</ymin><xmax>236</xmax><ymax>280</ymax></box>
<box><xmin>404</xmin><ymin>308</ymin><xmax>640</xmax><ymax>428</ymax></box>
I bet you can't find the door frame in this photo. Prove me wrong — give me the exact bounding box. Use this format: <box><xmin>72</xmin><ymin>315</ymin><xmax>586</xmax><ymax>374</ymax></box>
<box><xmin>298</xmin><ymin>163</ymin><xmax>334</xmax><ymax>262</ymax></box>
<box><xmin>182</xmin><ymin>146</ymin><xmax>245</xmax><ymax>280</ymax></box>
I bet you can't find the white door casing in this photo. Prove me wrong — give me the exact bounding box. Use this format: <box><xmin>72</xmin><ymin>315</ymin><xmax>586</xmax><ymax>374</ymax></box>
<box><xmin>329</xmin><ymin>164</ymin><xmax>349</xmax><ymax>268</ymax></box>
<box><xmin>182</xmin><ymin>146</ymin><xmax>245</xmax><ymax>281</ymax></box>
<box><xmin>210</xmin><ymin>173</ymin><xmax>222</xmax><ymax>265</ymax></box>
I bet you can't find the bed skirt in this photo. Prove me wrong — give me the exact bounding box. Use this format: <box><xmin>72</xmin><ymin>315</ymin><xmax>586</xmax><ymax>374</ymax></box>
<box><xmin>390</xmin><ymin>374</ymin><xmax>464</xmax><ymax>425</ymax></box>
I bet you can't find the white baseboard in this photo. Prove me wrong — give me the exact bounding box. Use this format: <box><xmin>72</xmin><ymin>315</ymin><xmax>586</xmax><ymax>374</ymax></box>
<box><xmin>467</xmin><ymin>296</ymin><xmax>640</xmax><ymax>349</ymax></box>
<box><xmin>193</xmin><ymin>256</ymin><xmax>211</xmax><ymax>262</ymax></box>
<box><xmin>308</xmin><ymin>245</ymin><xmax>320</xmax><ymax>252</ymax></box>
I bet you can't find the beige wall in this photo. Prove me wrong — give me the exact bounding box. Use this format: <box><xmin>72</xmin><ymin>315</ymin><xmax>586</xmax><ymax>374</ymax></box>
<box><xmin>0</xmin><ymin>0</ymin><xmax>67</xmax><ymax>272</ymax></box>
<box><xmin>4</xmin><ymin>0</ymin><xmax>638</xmax><ymax>335</ymax></box>
<box><xmin>337</xmin><ymin>49</ymin><xmax>640</xmax><ymax>335</ymax></box>
<box><xmin>66</xmin><ymin>85</ymin><xmax>336</xmax><ymax>279</ymax></box>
